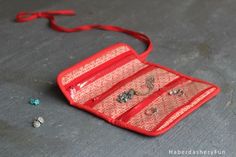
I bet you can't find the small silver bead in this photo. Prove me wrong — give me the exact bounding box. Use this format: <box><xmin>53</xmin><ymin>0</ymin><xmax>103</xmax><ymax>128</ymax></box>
<box><xmin>37</xmin><ymin>117</ymin><xmax>44</xmax><ymax>124</ymax></box>
<box><xmin>177</xmin><ymin>89</ymin><xmax>184</xmax><ymax>96</ymax></box>
<box><xmin>32</xmin><ymin>120</ymin><xmax>41</xmax><ymax>128</ymax></box>
<box><xmin>173</xmin><ymin>89</ymin><xmax>178</xmax><ymax>94</ymax></box>
<box><xmin>168</xmin><ymin>90</ymin><xmax>174</xmax><ymax>95</ymax></box>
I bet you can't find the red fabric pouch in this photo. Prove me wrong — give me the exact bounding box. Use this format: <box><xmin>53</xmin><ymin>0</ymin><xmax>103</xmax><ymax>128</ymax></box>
<box><xmin>16</xmin><ymin>10</ymin><xmax>220</xmax><ymax>136</ymax></box>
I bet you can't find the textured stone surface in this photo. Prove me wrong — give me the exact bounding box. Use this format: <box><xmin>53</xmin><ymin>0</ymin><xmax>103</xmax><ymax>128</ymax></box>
<box><xmin>0</xmin><ymin>0</ymin><xmax>235</xmax><ymax>156</ymax></box>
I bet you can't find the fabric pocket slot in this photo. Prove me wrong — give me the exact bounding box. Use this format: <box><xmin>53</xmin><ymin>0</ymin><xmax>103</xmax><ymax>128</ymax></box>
<box><xmin>68</xmin><ymin>57</ymin><xmax>147</xmax><ymax>104</ymax></box>
<box><xmin>92</xmin><ymin>67</ymin><xmax>179</xmax><ymax>119</ymax></box>
<box><xmin>66</xmin><ymin>51</ymin><xmax>133</xmax><ymax>91</ymax></box>
<box><xmin>125</xmin><ymin>80</ymin><xmax>215</xmax><ymax>132</ymax></box>
<box><xmin>116</xmin><ymin>77</ymin><xmax>186</xmax><ymax>122</ymax></box>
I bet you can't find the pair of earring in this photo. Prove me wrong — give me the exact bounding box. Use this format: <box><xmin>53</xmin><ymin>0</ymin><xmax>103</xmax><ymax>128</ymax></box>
<box><xmin>32</xmin><ymin>117</ymin><xmax>44</xmax><ymax>128</ymax></box>
<box><xmin>168</xmin><ymin>88</ymin><xmax>184</xmax><ymax>96</ymax></box>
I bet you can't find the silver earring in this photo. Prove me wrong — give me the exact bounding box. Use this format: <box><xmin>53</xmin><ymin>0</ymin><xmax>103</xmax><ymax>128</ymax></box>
<box><xmin>117</xmin><ymin>76</ymin><xmax>155</xmax><ymax>103</ymax></box>
<box><xmin>144</xmin><ymin>107</ymin><xmax>158</xmax><ymax>116</ymax></box>
<box><xmin>32</xmin><ymin>117</ymin><xmax>44</xmax><ymax>128</ymax></box>
<box><xmin>168</xmin><ymin>88</ymin><xmax>184</xmax><ymax>96</ymax></box>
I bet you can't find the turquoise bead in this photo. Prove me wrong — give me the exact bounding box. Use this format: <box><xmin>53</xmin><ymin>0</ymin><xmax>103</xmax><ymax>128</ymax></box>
<box><xmin>29</xmin><ymin>98</ymin><xmax>40</xmax><ymax>106</ymax></box>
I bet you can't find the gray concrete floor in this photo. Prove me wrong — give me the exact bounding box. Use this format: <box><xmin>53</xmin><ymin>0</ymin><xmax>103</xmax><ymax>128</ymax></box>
<box><xmin>0</xmin><ymin>0</ymin><xmax>235</xmax><ymax>157</ymax></box>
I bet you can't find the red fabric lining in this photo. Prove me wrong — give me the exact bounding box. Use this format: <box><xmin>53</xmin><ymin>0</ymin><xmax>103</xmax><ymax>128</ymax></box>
<box><xmin>15</xmin><ymin>10</ymin><xmax>220</xmax><ymax>136</ymax></box>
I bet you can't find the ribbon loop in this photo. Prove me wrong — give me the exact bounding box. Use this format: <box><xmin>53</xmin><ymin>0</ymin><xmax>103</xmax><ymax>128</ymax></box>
<box><xmin>15</xmin><ymin>12</ymin><xmax>37</xmax><ymax>22</ymax></box>
<box><xmin>15</xmin><ymin>10</ymin><xmax>153</xmax><ymax>60</ymax></box>
<box><xmin>16</xmin><ymin>10</ymin><xmax>76</xmax><ymax>22</ymax></box>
